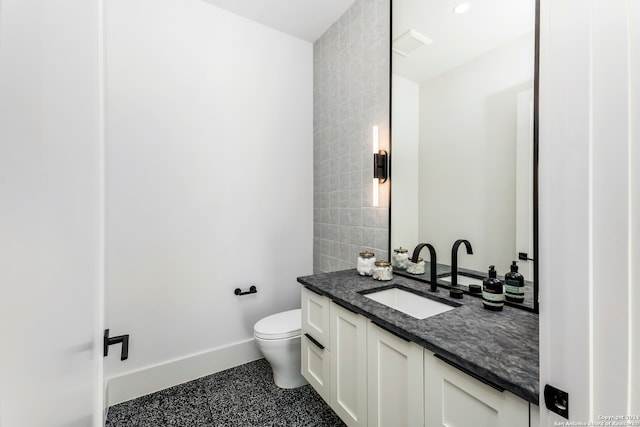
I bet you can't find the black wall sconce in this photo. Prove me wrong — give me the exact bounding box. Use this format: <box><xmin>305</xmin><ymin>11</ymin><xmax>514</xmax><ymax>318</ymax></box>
<box><xmin>373</xmin><ymin>150</ymin><xmax>388</xmax><ymax>183</ymax></box>
<box><xmin>372</xmin><ymin>125</ymin><xmax>388</xmax><ymax>206</ymax></box>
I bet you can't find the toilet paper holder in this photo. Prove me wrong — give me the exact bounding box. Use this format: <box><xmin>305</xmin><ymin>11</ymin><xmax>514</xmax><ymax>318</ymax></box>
<box><xmin>234</xmin><ymin>285</ymin><xmax>257</xmax><ymax>296</ymax></box>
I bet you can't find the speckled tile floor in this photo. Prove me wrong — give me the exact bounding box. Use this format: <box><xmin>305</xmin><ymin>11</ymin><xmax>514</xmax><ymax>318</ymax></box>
<box><xmin>105</xmin><ymin>359</ymin><xmax>346</xmax><ymax>426</ymax></box>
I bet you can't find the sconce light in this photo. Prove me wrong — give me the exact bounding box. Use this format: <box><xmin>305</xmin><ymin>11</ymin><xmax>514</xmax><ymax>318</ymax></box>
<box><xmin>372</xmin><ymin>126</ymin><xmax>388</xmax><ymax>207</ymax></box>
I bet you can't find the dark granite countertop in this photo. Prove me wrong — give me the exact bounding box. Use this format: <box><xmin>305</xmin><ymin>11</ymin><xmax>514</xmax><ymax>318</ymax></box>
<box><xmin>297</xmin><ymin>269</ymin><xmax>539</xmax><ymax>404</ymax></box>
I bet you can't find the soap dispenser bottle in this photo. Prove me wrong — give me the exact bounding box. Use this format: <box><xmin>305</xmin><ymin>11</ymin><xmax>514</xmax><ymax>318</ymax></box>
<box><xmin>482</xmin><ymin>265</ymin><xmax>504</xmax><ymax>311</ymax></box>
<box><xmin>504</xmin><ymin>261</ymin><xmax>525</xmax><ymax>303</ymax></box>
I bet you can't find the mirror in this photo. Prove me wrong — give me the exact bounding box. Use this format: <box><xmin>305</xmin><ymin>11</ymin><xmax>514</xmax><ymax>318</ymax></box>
<box><xmin>390</xmin><ymin>0</ymin><xmax>538</xmax><ymax>311</ymax></box>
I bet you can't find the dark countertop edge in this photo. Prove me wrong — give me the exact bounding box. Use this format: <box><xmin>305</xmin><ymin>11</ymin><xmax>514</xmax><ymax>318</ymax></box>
<box><xmin>297</xmin><ymin>277</ymin><xmax>539</xmax><ymax>405</ymax></box>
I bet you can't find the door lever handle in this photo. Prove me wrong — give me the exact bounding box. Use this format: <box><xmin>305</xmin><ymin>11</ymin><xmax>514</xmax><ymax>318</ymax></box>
<box><xmin>103</xmin><ymin>329</ymin><xmax>129</xmax><ymax>361</ymax></box>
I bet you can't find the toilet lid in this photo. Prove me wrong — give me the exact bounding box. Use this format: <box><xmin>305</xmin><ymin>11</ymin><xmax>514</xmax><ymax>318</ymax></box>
<box><xmin>254</xmin><ymin>309</ymin><xmax>301</xmax><ymax>340</ymax></box>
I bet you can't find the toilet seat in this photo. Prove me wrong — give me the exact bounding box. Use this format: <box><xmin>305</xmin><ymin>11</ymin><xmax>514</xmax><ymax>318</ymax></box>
<box><xmin>254</xmin><ymin>308</ymin><xmax>301</xmax><ymax>340</ymax></box>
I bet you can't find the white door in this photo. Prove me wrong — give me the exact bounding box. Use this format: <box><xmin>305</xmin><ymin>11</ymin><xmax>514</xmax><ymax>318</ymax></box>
<box><xmin>539</xmin><ymin>0</ymin><xmax>640</xmax><ymax>423</ymax></box>
<box><xmin>0</xmin><ymin>0</ymin><xmax>104</xmax><ymax>426</ymax></box>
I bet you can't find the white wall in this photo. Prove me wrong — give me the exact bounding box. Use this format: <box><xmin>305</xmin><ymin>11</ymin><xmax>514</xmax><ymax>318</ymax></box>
<box><xmin>539</xmin><ymin>0</ymin><xmax>640</xmax><ymax>422</ymax></box>
<box><xmin>418</xmin><ymin>33</ymin><xmax>534</xmax><ymax>273</ymax></box>
<box><xmin>104</xmin><ymin>0</ymin><xmax>313</xmax><ymax>397</ymax></box>
<box><xmin>0</xmin><ymin>0</ymin><xmax>103</xmax><ymax>425</ymax></box>
<box><xmin>391</xmin><ymin>75</ymin><xmax>420</xmax><ymax>252</ymax></box>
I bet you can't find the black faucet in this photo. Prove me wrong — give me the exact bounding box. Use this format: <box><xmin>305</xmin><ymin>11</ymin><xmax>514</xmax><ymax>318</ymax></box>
<box><xmin>450</xmin><ymin>239</ymin><xmax>473</xmax><ymax>287</ymax></box>
<box><xmin>410</xmin><ymin>243</ymin><xmax>438</xmax><ymax>292</ymax></box>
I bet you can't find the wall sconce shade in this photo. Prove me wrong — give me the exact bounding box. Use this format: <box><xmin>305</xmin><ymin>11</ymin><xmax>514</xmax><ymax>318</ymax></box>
<box><xmin>373</xmin><ymin>151</ymin><xmax>388</xmax><ymax>183</ymax></box>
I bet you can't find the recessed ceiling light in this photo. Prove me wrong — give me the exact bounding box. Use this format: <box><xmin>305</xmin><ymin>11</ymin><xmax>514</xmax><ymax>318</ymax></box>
<box><xmin>453</xmin><ymin>2</ymin><xmax>470</xmax><ymax>14</ymax></box>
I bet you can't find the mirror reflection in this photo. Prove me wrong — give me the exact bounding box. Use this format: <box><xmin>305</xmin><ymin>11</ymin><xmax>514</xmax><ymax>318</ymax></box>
<box><xmin>390</xmin><ymin>0</ymin><xmax>537</xmax><ymax>310</ymax></box>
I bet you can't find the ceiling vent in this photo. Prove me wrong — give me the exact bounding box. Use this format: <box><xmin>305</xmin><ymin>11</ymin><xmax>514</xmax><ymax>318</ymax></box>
<box><xmin>392</xmin><ymin>29</ymin><xmax>432</xmax><ymax>57</ymax></box>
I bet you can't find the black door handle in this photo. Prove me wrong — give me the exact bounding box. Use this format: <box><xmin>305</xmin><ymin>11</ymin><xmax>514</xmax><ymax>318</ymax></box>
<box><xmin>104</xmin><ymin>329</ymin><xmax>129</xmax><ymax>361</ymax></box>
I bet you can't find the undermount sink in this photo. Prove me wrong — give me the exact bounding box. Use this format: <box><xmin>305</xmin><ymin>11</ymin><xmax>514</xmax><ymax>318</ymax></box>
<box><xmin>439</xmin><ymin>274</ymin><xmax>484</xmax><ymax>287</ymax></box>
<box><xmin>360</xmin><ymin>286</ymin><xmax>457</xmax><ymax>319</ymax></box>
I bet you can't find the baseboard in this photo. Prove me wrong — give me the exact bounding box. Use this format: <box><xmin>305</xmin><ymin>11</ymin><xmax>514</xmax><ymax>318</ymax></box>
<box><xmin>106</xmin><ymin>338</ymin><xmax>262</xmax><ymax>406</ymax></box>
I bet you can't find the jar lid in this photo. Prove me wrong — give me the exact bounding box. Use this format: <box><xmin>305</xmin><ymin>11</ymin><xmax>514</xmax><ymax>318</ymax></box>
<box><xmin>374</xmin><ymin>260</ymin><xmax>391</xmax><ymax>267</ymax></box>
<box><xmin>410</xmin><ymin>257</ymin><xmax>423</xmax><ymax>263</ymax></box>
<box><xmin>393</xmin><ymin>247</ymin><xmax>408</xmax><ymax>253</ymax></box>
<box><xmin>359</xmin><ymin>251</ymin><xmax>375</xmax><ymax>259</ymax></box>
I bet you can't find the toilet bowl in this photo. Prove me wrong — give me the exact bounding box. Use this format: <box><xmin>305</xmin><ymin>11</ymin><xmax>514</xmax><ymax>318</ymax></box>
<box><xmin>254</xmin><ymin>308</ymin><xmax>308</xmax><ymax>389</ymax></box>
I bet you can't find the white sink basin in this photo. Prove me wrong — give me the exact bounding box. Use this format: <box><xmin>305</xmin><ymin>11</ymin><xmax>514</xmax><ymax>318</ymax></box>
<box><xmin>362</xmin><ymin>287</ymin><xmax>456</xmax><ymax>319</ymax></box>
<box><xmin>440</xmin><ymin>275</ymin><xmax>484</xmax><ymax>287</ymax></box>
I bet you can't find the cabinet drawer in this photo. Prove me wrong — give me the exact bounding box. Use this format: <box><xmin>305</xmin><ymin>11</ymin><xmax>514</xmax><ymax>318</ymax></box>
<box><xmin>301</xmin><ymin>333</ymin><xmax>330</xmax><ymax>402</ymax></box>
<box><xmin>301</xmin><ymin>286</ymin><xmax>331</xmax><ymax>349</ymax></box>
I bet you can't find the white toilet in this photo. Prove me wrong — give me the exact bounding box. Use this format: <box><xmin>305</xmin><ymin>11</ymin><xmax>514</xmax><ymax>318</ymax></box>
<box><xmin>254</xmin><ymin>308</ymin><xmax>308</xmax><ymax>389</ymax></box>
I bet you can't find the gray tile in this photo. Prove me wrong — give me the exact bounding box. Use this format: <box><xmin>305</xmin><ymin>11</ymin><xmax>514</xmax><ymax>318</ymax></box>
<box><xmin>348</xmin><ymin>151</ymin><xmax>362</xmax><ymax>173</ymax></box>
<box><xmin>349</xmin><ymin>244</ymin><xmax>363</xmax><ymax>262</ymax></box>
<box><xmin>338</xmin><ymin>242</ymin><xmax>350</xmax><ymax>261</ymax></box>
<box><xmin>347</xmin><ymin>190</ymin><xmax>362</xmax><ymax>209</ymax></box>
<box><xmin>312</xmin><ymin>0</ymin><xmax>390</xmax><ymax>274</ymax></box>
<box><xmin>362</xmin><ymin>207</ymin><xmax>376</xmax><ymax>227</ymax></box>
<box><xmin>348</xmin><ymin>208</ymin><xmax>362</xmax><ymax>227</ymax></box>
<box><xmin>362</xmin><ymin>227</ymin><xmax>376</xmax><ymax>248</ymax></box>
<box><xmin>374</xmin><ymin>227</ymin><xmax>388</xmax><ymax>248</ymax></box>
<box><xmin>349</xmin><ymin>226</ymin><xmax>363</xmax><ymax>245</ymax></box>
<box><xmin>374</xmin><ymin>206</ymin><xmax>389</xmax><ymax>228</ymax></box>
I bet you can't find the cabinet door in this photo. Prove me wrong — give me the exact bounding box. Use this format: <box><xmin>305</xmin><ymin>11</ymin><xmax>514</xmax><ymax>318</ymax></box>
<box><xmin>301</xmin><ymin>333</ymin><xmax>331</xmax><ymax>402</ymax></box>
<box><xmin>424</xmin><ymin>352</ymin><xmax>529</xmax><ymax>427</ymax></box>
<box><xmin>367</xmin><ymin>322</ymin><xmax>424</xmax><ymax>427</ymax></box>
<box><xmin>330</xmin><ymin>303</ymin><xmax>367</xmax><ymax>427</ymax></box>
<box><xmin>301</xmin><ymin>287</ymin><xmax>331</xmax><ymax>348</ymax></box>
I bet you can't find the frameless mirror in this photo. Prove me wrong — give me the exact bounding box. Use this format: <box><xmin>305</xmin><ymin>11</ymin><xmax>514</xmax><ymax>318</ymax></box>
<box><xmin>390</xmin><ymin>0</ymin><xmax>538</xmax><ymax>311</ymax></box>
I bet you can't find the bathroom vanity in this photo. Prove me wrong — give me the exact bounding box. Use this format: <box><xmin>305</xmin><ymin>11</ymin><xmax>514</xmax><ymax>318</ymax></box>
<box><xmin>298</xmin><ymin>270</ymin><xmax>539</xmax><ymax>427</ymax></box>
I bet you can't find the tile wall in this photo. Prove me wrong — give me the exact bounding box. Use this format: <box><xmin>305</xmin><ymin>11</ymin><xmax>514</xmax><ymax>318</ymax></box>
<box><xmin>313</xmin><ymin>0</ymin><xmax>391</xmax><ymax>273</ymax></box>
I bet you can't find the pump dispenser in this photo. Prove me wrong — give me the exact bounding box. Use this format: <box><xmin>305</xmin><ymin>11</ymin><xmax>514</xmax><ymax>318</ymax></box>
<box><xmin>504</xmin><ymin>261</ymin><xmax>525</xmax><ymax>303</ymax></box>
<box><xmin>482</xmin><ymin>265</ymin><xmax>504</xmax><ymax>311</ymax></box>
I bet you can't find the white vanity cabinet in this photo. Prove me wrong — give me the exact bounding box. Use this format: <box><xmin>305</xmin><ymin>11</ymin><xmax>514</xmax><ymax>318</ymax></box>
<box><xmin>367</xmin><ymin>321</ymin><xmax>424</xmax><ymax>427</ymax></box>
<box><xmin>424</xmin><ymin>352</ymin><xmax>530</xmax><ymax>427</ymax></box>
<box><xmin>301</xmin><ymin>287</ymin><xmax>537</xmax><ymax>427</ymax></box>
<box><xmin>330</xmin><ymin>302</ymin><xmax>368</xmax><ymax>427</ymax></box>
<box><xmin>301</xmin><ymin>287</ymin><xmax>331</xmax><ymax>401</ymax></box>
